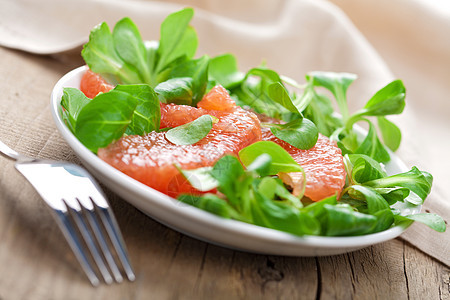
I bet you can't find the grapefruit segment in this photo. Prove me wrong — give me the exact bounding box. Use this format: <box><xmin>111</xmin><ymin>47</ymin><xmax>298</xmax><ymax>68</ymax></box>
<box><xmin>197</xmin><ymin>85</ymin><xmax>236</xmax><ymax>111</ymax></box>
<box><xmin>160</xmin><ymin>103</ymin><xmax>208</xmax><ymax>129</ymax></box>
<box><xmin>80</xmin><ymin>69</ymin><xmax>114</xmax><ymax>98</ymax></box>
<box><xmin>261</xmin><ymin>128</ymin><xmax>346</xmax><ymax>201</ymax></box>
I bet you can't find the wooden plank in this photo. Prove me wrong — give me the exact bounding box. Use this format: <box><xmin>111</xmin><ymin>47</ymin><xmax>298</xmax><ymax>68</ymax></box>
<box><xmin>193</xmin><ymin>249</ymin><xmax>318</xmax><ymax>299</ymax></box>
<box><xmin>404</xmin><ymin>241</ymin><xmax>450</xmax><ymax>300</ymax></box>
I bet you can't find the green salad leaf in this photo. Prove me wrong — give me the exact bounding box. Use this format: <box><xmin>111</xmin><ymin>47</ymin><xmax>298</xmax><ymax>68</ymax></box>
<box><xmin>345</xmin><ymin>154</ymin><xmax>387</xmax><ymax>184</ymax></box>
<box><xmin>114</xmin><ymin>84</ymin><xmax>160</xmax><ymax>135</ymax></box>
<box><xmin>267</xmin><ymin>82</ymin><xmax>301</xmax><ymax>114</ymax></box>
<box><xmin>61</xmin><ymin>84</ymin><xmax>160</xmax><ymax>152</ymax></box>
<box><xmin>165</xmin><ymin>115</ymin><xmax>216</xmax><ymax>145</ymax></box>
<box><xmin>82</xmin><ymin>21</ymin><xmax>143</xmax><ymax>84</ymax></box>
<box><xmin>178</xmin><ymin>194</ymin><xmax>242</xmax><ymax>219</ymax></box>
<box><xmin>238</xmin><ymin>141</ymin><xmax>304</xmax><ymax>175</ymax></box>
<box><xmin>359</xmin><ymin>79</ymin><xmax>406</xmax><ymax>116</ymax></box>
<box><xmin>60</xmin><ymin>87</ymin><xmax>91</xmax><ymax>132</ymax></box>
<box><xmin>306</xmin><ymin>72</ymin><xmax>357</xmax><ymax>121</ymax></box>
<box><xmin>267</xmin><ymin>118</ymin><xmax>318</xmax><ymax>150</ymax></box>
<box><xmin>176</xmin><ymin>166</ymin><xmax>218</xmax><ymax>192</ymax></box>
<box><xmin>364</xmin><ymin>166</ymin><xmax>433</xmax><ymax>204</ymax></box>
<box><xmin>208</xmin><ymin>54</ymin><xmax>245</xmax><ymax>89</ymax></box>
<box><xmin>322</xmin><ymin>204</ymin><xmax>377</xmax><ymax>236</ymax></box>
<box><xmin>156</xmin><ymin>8</ymin><xmax>197</xmax><ymax>74</ymax></box>
<box><xmin>112</xmin><ymin>17</ymin><xmax>152</xmax><ymax>84</ymax></box>
<box><xmin>377</xmin><ymin>116</ymin><xmax>402</xmax><ymax>151</ymax></box>
<box><xmin>395</xmin><ymin>213</ymin><xmax>446</xmax><ymax>233</ymax></box>
<box><xmin>169</xmin><ymin>55</ymin><xmax>210</xmax><ymax>105</ymax></box>
<box><xmin>302</xmin><ymin>88</ymin><xmax>342</xmax><ymax>137</ymax></box>
<box><xmin>354</xmin><ymin>119</ymin><xmax>391</xmax><ymax>163</ymax></box>
<box><xmin>155</xmin><ymin>77</ymin><xmax>194</xmax><ymax>105</ymax></box>
<box><xmin>72</xmin><ymin>89</ymin><xmax>138</xmax><ymax>152</ymax></box>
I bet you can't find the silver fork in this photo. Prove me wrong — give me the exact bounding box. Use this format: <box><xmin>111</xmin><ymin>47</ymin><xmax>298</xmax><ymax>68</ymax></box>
<box><xmin>0</xmin><ymin>140</ymin><xmax>135</xmax><ymax>286</ymax></box>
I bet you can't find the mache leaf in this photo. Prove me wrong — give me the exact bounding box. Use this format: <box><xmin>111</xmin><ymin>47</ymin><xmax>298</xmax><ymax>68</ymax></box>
<box><xmin>209</xmin><ymin>53</ymin><xmax>245</xmax><ymax>89</ymax></box>
<box><xmin>377</xmin><ymin>116</ymin><xmax>402</xmax><ymax>151</ymax></box>
<box><xmin>81</xmin><ymin>21</ymin><xmax>142</xmax><ymax>84</ymax></box>
<box><xmin>364</xmin><ymin>166</ymin><xmax>433</xmax><ymax>203</ymax></box>
<box><xmin>60</xmin><ymin>87</ymin><xmax>91</xmax><ymax>132</ymax></box>
<box><xmin>169</xmin><ymin>55</ymin><xmax>210</xmax><ymax>105</ymax></box>
<box><xmin>362</xmin><ymin>80</ymin><xmax>406</xmax><ymax>116</ymax></box>
<box><xmin>155</xmin><ymin>77</ymin><xmax>194</xmax><ymax>105</ymax></box>
<box><xmin>267</xmin><ymin>82</ymin><xmax>301</xmax><ymax>114</ymax></box>
<box><xmin>112</xmin><ymin>17</ymin><xmax>152</xmax><ymax>84</ymax></box>
<box><xmin>156</xmin><ymin>8</ymin><xmax>197</xmax><ymax>73</ymax></box>
<box><xmin>354</xmin><ymin>119</ymin><xmax>391</xmax><ymax>163</ymax></box>
<box><xmin>395</xmin><ymin>213</ymin><xmax>446</xmax><ymax>232</ymax></box>
<box><xmin>238</xmin><ymin>141</ymin><xmax>303</xmax><ymax>175</ymax></box>
<box><xmin>268</xmin><ymin>118</ymin><xmax>318</xmax><ymax>150</ymax></box>
<box><xmin>322</xmin><ymin>204</ymin><xmax>377</xmax><ymax>236</ymax></box>
<box><xmin>75</xmin><ymin>89</ymin><xmax>138</xmax><ymax>152</ymax></box>
<box><xmin>165</xmin><ymin>115</ymin><xmax>215</xmax><ymax>145</ymax></box>
<box><xmin>114</xmin><ymin>84</ymin><xmax>160</xmax><ymax>135</ymax></box>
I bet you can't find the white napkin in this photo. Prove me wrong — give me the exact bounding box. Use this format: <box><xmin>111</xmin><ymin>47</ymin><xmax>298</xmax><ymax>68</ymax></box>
<box><xmin>1</xmin><ymin>0</ymin><xmax>448</xmax><ymax>265</ymax></box>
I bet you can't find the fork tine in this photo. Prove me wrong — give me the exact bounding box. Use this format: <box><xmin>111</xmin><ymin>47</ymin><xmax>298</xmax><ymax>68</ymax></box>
<box><xmin>65</xmin><ymin>199</ymin><xmax>114</xmax><ymax>285</ymax></box>
<box><xmin>52</xmin><ymin>208</ymin><xmax>101</xmax><ymax>286</ymax></box>
<box><xmin>83</xmin><ymin>200</ymin><xmax>124</xmax><ymax>283</ymax></box>
<box><xmin>97</xmin><ymin>205</ymin><xmax>136</xmax><ymax>282</ymax></box>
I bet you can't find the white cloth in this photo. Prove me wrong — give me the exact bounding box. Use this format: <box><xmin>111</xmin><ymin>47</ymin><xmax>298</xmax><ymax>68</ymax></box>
<box><xmin>1</xmin><ymin>0</ymin><xmax>448</xmax><ymax>265</ymax></box>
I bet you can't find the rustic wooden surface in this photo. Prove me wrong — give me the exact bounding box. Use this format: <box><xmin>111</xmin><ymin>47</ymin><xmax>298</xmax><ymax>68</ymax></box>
<box><xmin>0</xmin><ymin>46</ymin><xmax>448</xmax><ymax>300</ymax></box>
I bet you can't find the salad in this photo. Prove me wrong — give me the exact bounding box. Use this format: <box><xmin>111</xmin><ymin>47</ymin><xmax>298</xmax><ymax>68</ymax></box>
<box><xmin>60</xmin><ymin>8</ymin><xmax>445</xmax><ymax>237</ymax></box>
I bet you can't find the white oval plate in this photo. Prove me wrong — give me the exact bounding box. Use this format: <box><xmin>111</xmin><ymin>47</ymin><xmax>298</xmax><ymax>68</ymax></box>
<box><xmin>50</xmin><ymin>66</ymin><xmax>419</xmax><ymax>256</ymax></box>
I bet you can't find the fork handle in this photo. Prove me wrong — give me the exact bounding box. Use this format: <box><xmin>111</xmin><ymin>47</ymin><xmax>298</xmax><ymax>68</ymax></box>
<box><xmin>0</xmin><ymin>140</ymin><xmax>30</xmax><ymax>161</ymax></box>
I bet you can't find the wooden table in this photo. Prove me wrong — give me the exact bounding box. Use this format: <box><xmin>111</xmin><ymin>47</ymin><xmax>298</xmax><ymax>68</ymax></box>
<box><xmin>0</xmin><ymin>46</ymin><xmax>448</xmax><ymax>300</ymax></box>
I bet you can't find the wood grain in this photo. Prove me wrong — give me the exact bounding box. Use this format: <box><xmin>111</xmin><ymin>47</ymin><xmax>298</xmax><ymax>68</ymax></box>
<box><xmin>0</xmin><ymin>47</ymin><xmax>448</xmax><ymax>300</ymax></box>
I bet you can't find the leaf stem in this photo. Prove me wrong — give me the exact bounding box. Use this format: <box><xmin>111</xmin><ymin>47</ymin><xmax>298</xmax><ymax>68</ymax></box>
<box><xmin>334</xmin><ymin>83</ymin><xmax>349</xmax><ymax>122</ymax></box>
